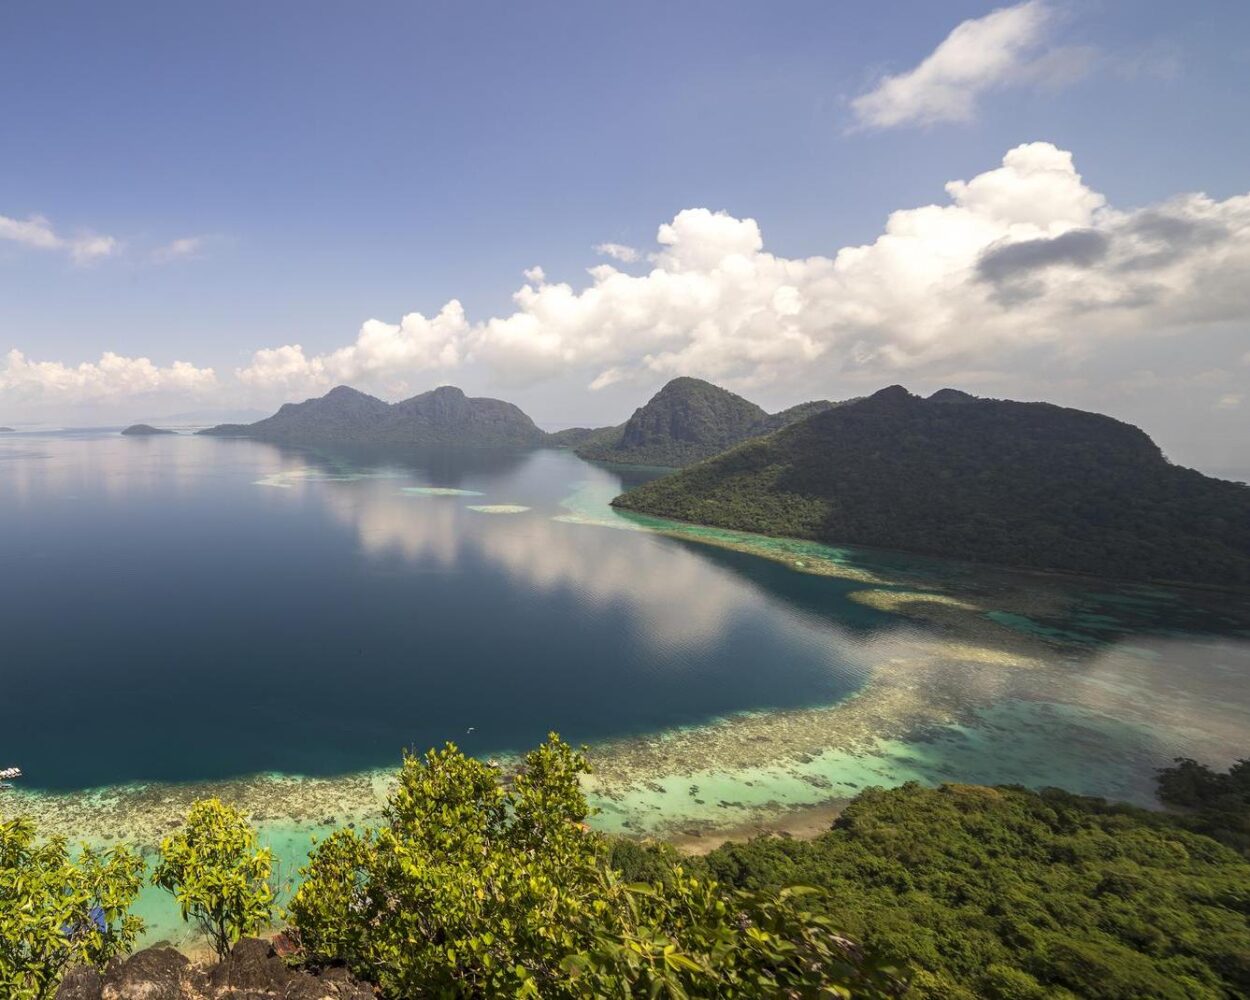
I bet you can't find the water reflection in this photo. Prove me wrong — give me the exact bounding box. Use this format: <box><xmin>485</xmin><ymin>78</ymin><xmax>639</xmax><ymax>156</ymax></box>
<box><xmin>3</xmin><ymin>432</ymin><xmax>1249</xmax><ymax>836</ymax></box>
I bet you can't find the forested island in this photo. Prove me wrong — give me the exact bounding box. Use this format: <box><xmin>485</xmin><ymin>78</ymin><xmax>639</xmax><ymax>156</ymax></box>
<box><xmin>5</xmin><ymin>739</ymin><xmax>1248</xmax><ymax>999</ymax></box>
<box><xmin>613</xmin><ymin>385</ymin><xmax>1250</xmax><ymax>587</ymax></box>
<box><xmin>199</xmin><ymin>384</ymin><xmax>547</xmax><ymax>448</ymax></box>
<box><xmin>120</xmin><ymin>424</ymin><xmax>175</xmax><ymax>436</ymax></box>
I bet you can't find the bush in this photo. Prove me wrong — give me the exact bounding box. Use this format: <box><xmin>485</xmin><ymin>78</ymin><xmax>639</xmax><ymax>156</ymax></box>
<box><xmin>152</xmin><ymin>798</ymin><xmax>275</xmax><ymax>958</ymax></box>
<box><xmin>289</xmin><ymin>734</ymin><xmax>902</xmax><ymax>998</ymax></box>
<box><xmin>0</xmin><ymin>817</ymin><xmax>144</xmax><ymax>1000</ymax></box>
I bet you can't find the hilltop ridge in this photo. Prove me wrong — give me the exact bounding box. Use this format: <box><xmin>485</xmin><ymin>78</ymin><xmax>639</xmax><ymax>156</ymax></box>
<box><xmin>199</xmin><ymin>385</ymin><xmax>546</xmax><ymax>448</ymax></box>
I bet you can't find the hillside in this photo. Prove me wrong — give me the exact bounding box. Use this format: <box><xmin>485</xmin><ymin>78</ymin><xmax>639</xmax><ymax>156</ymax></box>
<box><xmin>198</xmin><ymin>385</ymin><xmax>546</xmax><ymax>448</ymax></box>
<box><xmin>573</xmin><ymin>377</ymin><xmax>835</xmax><ymax>467</ymax></box>
<box><xmin>692</xmin><ymin>778</ymin><xmax>1250</xmax><ymax>1000</ymax></box>
<box><xmin>612</xmin><ymin>385</ymin><xmax>1250</xmax><ymax>586</ymax></box>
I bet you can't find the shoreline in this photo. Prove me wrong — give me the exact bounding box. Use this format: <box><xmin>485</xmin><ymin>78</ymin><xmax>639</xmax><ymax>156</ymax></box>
<box><xmin>665</xmin><ymin>799</ymin><xmax>848</xmax><ymax>855</ymax></box>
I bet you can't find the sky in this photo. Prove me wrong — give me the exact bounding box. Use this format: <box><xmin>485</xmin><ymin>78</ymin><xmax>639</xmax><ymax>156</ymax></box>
<box><xmin>2</xmin><ymin>1</ymin><xmax>1248</xmax><ymax>470</ymax></box>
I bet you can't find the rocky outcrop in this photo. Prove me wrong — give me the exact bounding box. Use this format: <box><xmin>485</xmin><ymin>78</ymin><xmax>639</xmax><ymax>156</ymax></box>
<box><xmin>56</xmin><ymin>938</ymin><xmax>374</xmax><ymax>1000</ymax></box>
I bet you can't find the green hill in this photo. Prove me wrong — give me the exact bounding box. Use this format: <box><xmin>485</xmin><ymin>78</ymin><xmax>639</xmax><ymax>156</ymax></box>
<box><xmin>572</xmin><ymin>376</ymin><xmax>835</xmax><ymax>467</ymax></box>
<box><xmin>199</xmin><ymin>385</ymin><xmax>546</xmax><ymax>448</ymax></box>
<box><xmin>692</xmin><ymin>778</ymin><xmax>1250</xmax><ymax>1000</ymax></box>
<box><xmin>612</xmin><ymin>385</ymin><xmax>1250</xmax><ymax>586</ymax></box>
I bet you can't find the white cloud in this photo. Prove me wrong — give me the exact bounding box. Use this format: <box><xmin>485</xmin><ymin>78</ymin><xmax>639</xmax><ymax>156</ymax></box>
<box><xmin>237</xmin><ymin>301</ymin><xmax>469</xmax><ymax>394</ymax></box>
<box><xmin>595</xmin><ymin>242</ymin><xmax>641</xmax><ymax>263</ymax></box>
<box><xmin>236</xmin><ymin>141</ymin><xmax>1250</xmax><ymax>403</ymax></box>
<box><xmin>850</xmin><ymin>1</ymin><xmax>1088</xmax><ymax>129</ymax></box>
<box><xmin>0</xmin><ymin>212</ymin><xmax>119</xmax><ymax>264</ymax></box>
<box><xmin>1214</xmin><ymin>393</ymin><xmax>1243</xmax><ymax>411</ymax></box>
<box><xmin>152</xmin><ymin>236</ymin><xmax>205</xmax><ymax>263</ymax></box>
<box><xmin>0</xmin><ymin>350</ymin><xmax>217</xmax><ymax>401</ymax></box>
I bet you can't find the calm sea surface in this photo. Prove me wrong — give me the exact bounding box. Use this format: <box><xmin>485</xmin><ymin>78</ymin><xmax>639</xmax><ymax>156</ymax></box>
<box><xmin>4</xmin><ymin>430</ymin><xmax>1249</xmax><ymax>944</ymax></box>
<box><xmin>1</xmin><ymin>432</ymin><xmax>890</xmax><ymax>791</ymax></box>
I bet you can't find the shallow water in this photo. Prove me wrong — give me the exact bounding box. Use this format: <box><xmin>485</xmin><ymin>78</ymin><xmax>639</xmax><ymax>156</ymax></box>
<box><xmin>1</xmin><ymin>431</ymin><xmax>1247</xmax><ymax>945</ymax></box>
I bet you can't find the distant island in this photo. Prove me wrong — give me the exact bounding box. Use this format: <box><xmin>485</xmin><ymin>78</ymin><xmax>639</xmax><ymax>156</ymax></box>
<box><xmin>199</xmin><ymin>384</ymin><xmax>547</xmax><ymax>448</ymax></box>
<box><xmin>563</xmin><ymin>376</ymin><xmax>838</xmax><ymax>467</ymax></box>
<box><xmin>0</xmin><ymin>427</ymin><xmax>13</xmax><ymax>433</ymax></box>
<box><xmin>613</xmin><ymin>385</ymin><xmax>1250</xmax><ymax>587</ymax></box>
<box><xmin>120</xmin><ymin>424</ymin><xmax>176</xmax><ymax>436</ymax></box>
<box><xmin>204</xmin><ymin>378</ymin><xmax>834</xmax><ymax>462</ymax></box>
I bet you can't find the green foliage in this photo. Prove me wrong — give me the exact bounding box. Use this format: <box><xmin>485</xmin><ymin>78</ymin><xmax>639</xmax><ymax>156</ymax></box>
<box><xmin>1157</xmin><ymin>757</ymin><xmax>1250</xmax><ymax>856</ymax></box>
<box><xmin>698</xmin><ymin>782</ymin><xmax>1250</xmax><ymax>999</ymax></box>
<box><xmin>151</xmin><ymin>798</ymin><xmax>275</xmax><ymax>958</ymax></box>
<box><xmin>289</xmin><ymin>734</ymin><xmax>901</xmax><ymax>998</ymax></box>
<box><xmin>0</xmin><ymin>817</ymin><xmax>144</xmax><ymax>1000</ymax></box>
<box><xmin>613</xmin><ymin>385</ymin><xmax>1250</xmax><ymax>585</ymax></box>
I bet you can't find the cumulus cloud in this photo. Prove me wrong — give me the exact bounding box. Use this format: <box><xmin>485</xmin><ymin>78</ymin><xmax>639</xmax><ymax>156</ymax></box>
<box><xmin>595</xmin><ymin>242</ymin><xmax>641</xmax><ymax>263</ymax></box>
<box><xmin>237</xmin><ymin>301</ymin><xmax>468</xmax><ymax>393</ymax></box>
<box><xmin>236</xmin><ymin>141</ymin><xmax>1250</xmax><ymax>401</ymax></box>
<box><xmin>0</xmin><ymin>350</ymin><xmax>217</xmax><ymax>401</ymax></box>
<box><xmin>0</xmin><ymin>212</ymin><xmax>119</xmax><ymax>264</ymax></box>
<box><xmin>850</xmin><ymin>1</ymin><xmax>1090</xmax><ymax>129</ymax></box>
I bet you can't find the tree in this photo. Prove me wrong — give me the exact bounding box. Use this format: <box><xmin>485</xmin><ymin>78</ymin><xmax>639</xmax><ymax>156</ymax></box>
<box><xmin>151</xmin><ymin>798</ymin><xmax>275</xmax><ymax>958</ymax></box>
<box><xmin>0</xmin><ymin>817</ymin><xmax>144</xmax><ymax>1000</ymax></box>
<box><xmin>288</xmin><ymin>734</ymin><xmax>901</xmax><ymax>998</ymax></box>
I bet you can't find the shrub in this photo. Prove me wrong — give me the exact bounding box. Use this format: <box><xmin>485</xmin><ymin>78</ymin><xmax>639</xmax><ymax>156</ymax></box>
<box><xmin>289</xmin><ymin>734</ymin><xmax>901</xmax><ymax>998</ymax></box>
<box><xmin>152</xmin><ymin>798</ymin><xmax>275</xmax><ymax>958</ymax></box>
<box><xmin>0</xmin><ymin>817</ymin><xmax>144</xmax><ymax>1000</ymax></box>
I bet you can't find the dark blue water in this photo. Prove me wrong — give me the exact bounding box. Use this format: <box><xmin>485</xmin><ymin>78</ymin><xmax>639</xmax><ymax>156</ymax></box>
<box><xmin>0</xmin><ymin>433</ymin><xmax>899</xmax><ymax>791</ymax></box>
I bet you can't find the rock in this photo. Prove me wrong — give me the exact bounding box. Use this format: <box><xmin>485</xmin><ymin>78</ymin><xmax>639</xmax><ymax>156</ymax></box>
<box><xmin>56</xmin><ymin>965</ymin><xmax>103</xmax><ymax>1000</ymax></box>
<box><xmin>100</xmin><ymin>947</ymin><xmax>188</xmax><ymax>999</ymax></box>
<box><xmin>58</xmin><ymin>939</ymin><xmax>375</xmax><ymax>1000</ymax></box>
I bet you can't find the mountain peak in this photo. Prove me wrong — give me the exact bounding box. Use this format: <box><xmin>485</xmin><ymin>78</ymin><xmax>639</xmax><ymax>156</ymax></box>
<box><xmin>929</xmin><ymin>388</ymin><xmax>977</xmax><ymax>404</ymax></box>
<box><xmin>324</xmin><ymin>384</ymin><xmax>380</xmax><ymax>401</ymax></box>
<box><xmin>573</xmin><ymin>376</ymin><xmax>834</xmax><ymax>467</ymax></box>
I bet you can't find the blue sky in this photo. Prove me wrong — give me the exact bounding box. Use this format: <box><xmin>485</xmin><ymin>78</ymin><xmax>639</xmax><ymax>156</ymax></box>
<box><xmin>2</xmin><ymin>1</ymin><xmax>1248</xmax><ymax>468</ymax></box>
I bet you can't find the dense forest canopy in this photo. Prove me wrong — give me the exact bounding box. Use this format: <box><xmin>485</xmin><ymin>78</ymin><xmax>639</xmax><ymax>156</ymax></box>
<box><xmin>627</xmin><ymin>769</ymin><xmax>1250</xmax><ymax>1000</ymax></box>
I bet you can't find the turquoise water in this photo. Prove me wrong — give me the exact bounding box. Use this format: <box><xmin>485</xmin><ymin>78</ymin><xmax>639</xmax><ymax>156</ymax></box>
<box><xmin>2</xmin><ymin>431</ymin><xmax>1248</xmax><ymax>946</ymax></box>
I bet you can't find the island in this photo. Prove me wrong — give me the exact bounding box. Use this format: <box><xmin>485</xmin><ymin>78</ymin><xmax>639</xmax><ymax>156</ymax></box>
<box><xmin>199</xmin><ymin>384</ymin><xmax>547</xmax><ymax>448</ymax></box>
<box><xmin>0</xmin><ymin>427</ymin><xmax>13</xmax><ymax>433</ymax></box>
<box><xmin>612</xmin><ymin>385</ymin><xmax>1250</xmax><ymax>587</ymax></box>
<box><xmin>120</xmin><ymin>424</ymin><xmax>176</xmax><ymax>436</ymax></box>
